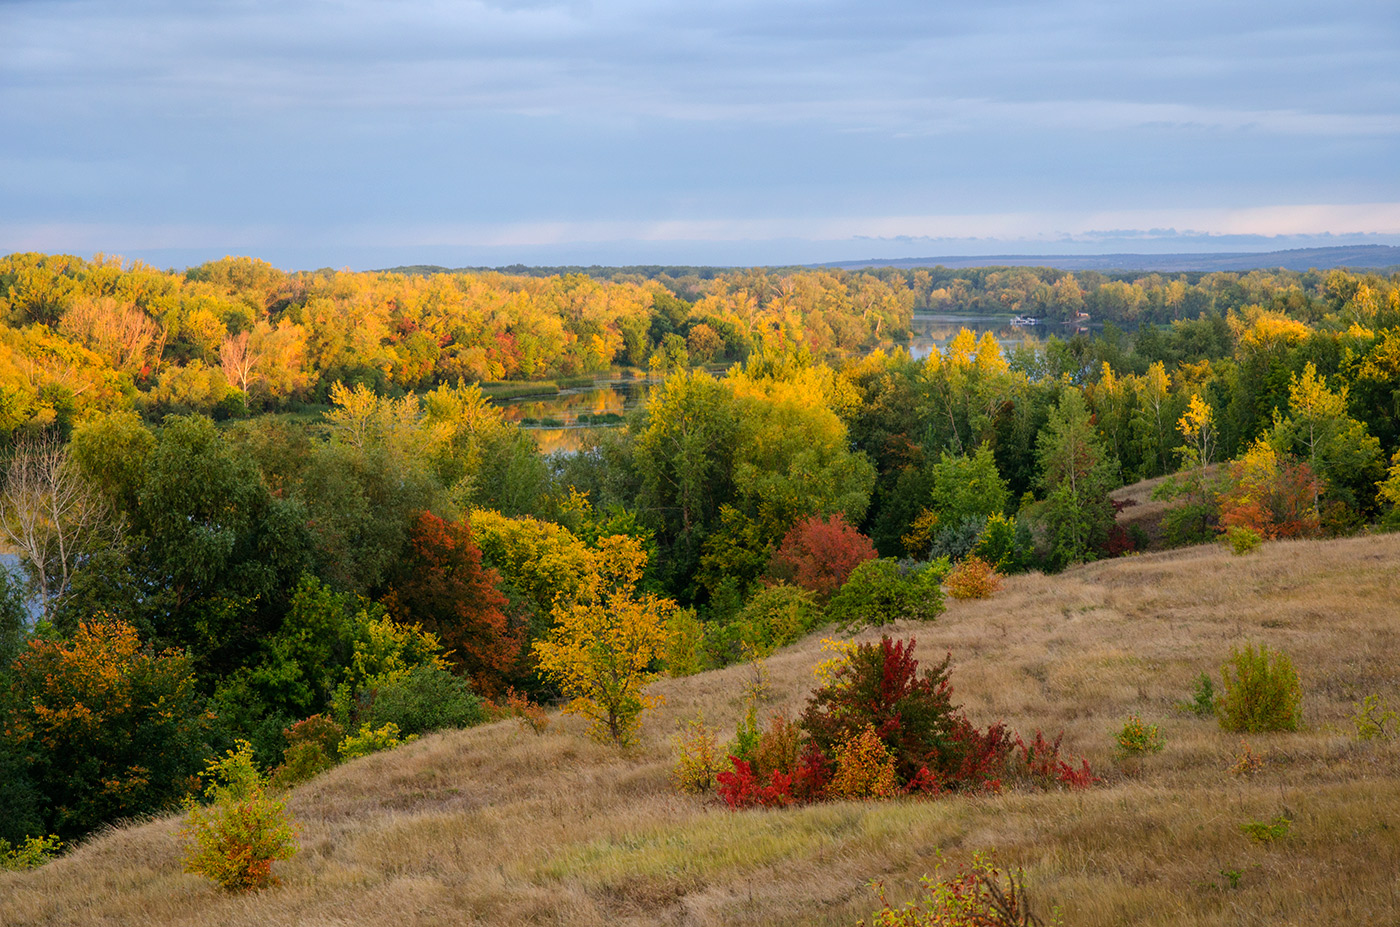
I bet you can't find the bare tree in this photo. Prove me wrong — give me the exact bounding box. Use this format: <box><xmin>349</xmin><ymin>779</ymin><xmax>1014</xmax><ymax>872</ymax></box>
<box><xmin>58</xmin><ymin>296</ymin><xmax>164</xmax><ymax>374</ymax></box>
<box><xmin>0</xmin><ymin>435</ymin><xmax>113</xmax><ymax>621</ymax></box>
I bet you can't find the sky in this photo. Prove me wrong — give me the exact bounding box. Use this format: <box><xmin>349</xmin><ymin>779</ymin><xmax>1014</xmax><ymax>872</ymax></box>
<box><xmin>3</xmin><ymin>0</ymin><xmax>1399</xmax><ymax>270</ymax></box>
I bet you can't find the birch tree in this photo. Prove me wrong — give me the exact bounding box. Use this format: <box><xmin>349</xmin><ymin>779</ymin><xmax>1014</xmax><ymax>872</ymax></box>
<box><xmin>0</xmin><ymin>435</ymin><xmax>113</xmax><ymax>620</ymax></box>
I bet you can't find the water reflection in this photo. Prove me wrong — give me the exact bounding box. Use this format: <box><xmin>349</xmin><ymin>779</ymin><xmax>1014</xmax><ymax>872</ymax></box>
<box><xmin>902</xmin><ymin>314</ymin><xmax>1087</xmax><ymax>359</ymax></box>
<box><xmin>501</xmin><ymin>316</ymin><xmax>1090</xmax><ymax>454</ymax></box>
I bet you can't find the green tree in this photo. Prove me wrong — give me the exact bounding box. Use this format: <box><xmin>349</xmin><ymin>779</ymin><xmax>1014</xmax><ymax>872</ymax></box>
<box><xmin>1036</xmin><ymin>388</ymin><xmax>1119</xmax><ymax>565</ymax></box>
<box><xmin>4</xmin><ymin>620</ymin><xmax>211</xmax><ymax>840</ymax></box>
<box><xmin>131</xmin><ymin>415</ymin><xmax>311</xmax><ymax>672</ymax></box>
<box><xmin>918</xmin><ymin>444</ymin><xmax>1010</xmax><ymax>549</ymax></box>
<box><xmin>1268</xmin><ymin>362</ymin><xmax>1383</xmax><ymax>516</ymax></box>
<box><xmin>633</xmin><ymin>370</ymin><xmax>739</xmax><ymax>595</ymax></box>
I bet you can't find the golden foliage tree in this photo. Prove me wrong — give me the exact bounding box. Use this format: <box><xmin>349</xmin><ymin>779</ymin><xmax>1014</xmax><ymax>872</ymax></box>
<box><xmin>531</xmin><ymin>535</ymin><xmax>676</xmax><ymax>745</ymax></box>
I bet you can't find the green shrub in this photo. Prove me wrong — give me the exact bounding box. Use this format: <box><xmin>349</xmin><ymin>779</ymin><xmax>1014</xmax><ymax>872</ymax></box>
<box><xmin>732</xmin><ymin>583</ymin><xmax>819</xmax><ymax>655</ymax></box>
<box><xmin>1178</xmin><ymin>673</ymin><xmax>1216</xmax><ymax>718</ymax></box>
<box><xmin>972</xmin><ymin>513</ymin><xmax>1033</xmax><ymax>574</ymax></box>
<box><xmin>1215</xmin><ymin>643</ymin><xmax>1302</xmax><ymax>733</ymax></box>
<box><xmin>1240</xmin><ymin>814</ymin><xmax>1291</xmax><ymax>843</ymax></box>
<box><xmin>0</xmin><ymin>834</ymin><xmax>62</xmax><ymax>871</ymax></box>
<box><xmin>1161</xmin><ymin>502</ymin><xmax>1217</xmax><ymax>548</ymax></box>
<box><xmin>828</xmin><ymin>558</ymin><xmax>948</xmax><ymax>631</ymax></box>
<box><xmin>360</xmin><ymin>664</ymin><xmax>486</xmax><ymax>738</ymax></box>
<box><xmin>1351</xmin><ymin>694</ymin><xmax>1398</xmax><ymax>741</ymax></box>
<box><xmin>1226</xmin><ymin>526</ymin><xmax>1262</xmax><ymax>555</ymax></box>
<box><xmin>181</xmin><ymin>741</ymin><xmax>297</xmax><ymax>893</ymax></box>
<box><xmin>338</xmin><ymin>722</ymin><xmax>414</xmax><ymax>761</ymax></box>
<box><xmin>1113</xmin><ymin>715</ymin><xmax>1164</xmax><ymax>761</ymax></box>
<box><xmin>268</xmin><ymin>715</ymin><xmax>344</xmax><ymax>789</ymax></box>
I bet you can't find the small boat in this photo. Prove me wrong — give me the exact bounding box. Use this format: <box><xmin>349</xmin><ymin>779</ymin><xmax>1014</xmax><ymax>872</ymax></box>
<box><xmin>1010</xmin><ymin>315</ymin><xmax>1041</xmax><ymax>326</ymax></box>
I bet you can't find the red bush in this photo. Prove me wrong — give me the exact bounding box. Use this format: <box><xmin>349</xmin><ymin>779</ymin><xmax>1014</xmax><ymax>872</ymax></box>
<box><xmin>1013</xmin><ymin>730</ymin><xmax>1099</xmax><ymax>790</ymax></box>
<box><xmin>383</xmin><ymin>512</ymin><xmax>515</xmax><ymax>694</ymax></box>
<box><xmin>768</xmin><ymin>513</ymin><xmax>877</xmax><ymax>600</ymax></box>
<box><xmin>698</xmin><ymin>637</ymin><xmax>1097</xmax><ymax>812</ymax></box>
<box><xmin>716</xmin><ymin>757</ymin><xmax>796</xmax><ymax>809</ymax></box>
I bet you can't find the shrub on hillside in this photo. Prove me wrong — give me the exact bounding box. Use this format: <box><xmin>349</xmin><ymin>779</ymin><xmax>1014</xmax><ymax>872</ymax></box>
<box><xmin>1010</xmin><ymin>731</ymin><xmax>1099</xmax><ymax>791</ymax></box>
<box><xmin>269</xmin><ymin>714</ymin><xmax>344</xmax><ymax>789</ymax></box>
<box><xmin>489</xmin><ymin>687</ymin><xmax>552</xmax><ymax>735</ymax></box>
<box><xmin>338</xmin><ymin>722</ymin><xmax>414</xmax><ymax>761</ymax></box>
<box><xmin>944</xmin><ymin>556</ymin><xmax>1002</xmax><ymax>600</ymax></box>
<box><xmin>828</xmin><ymin>559</ymin><xmax>948</xmax><ymax>631</ymax></box>
<box><xmin>699</xmin><ymin>637</ymin><xmax>1094</xmax><ymax>810</ymax></box>
<box><xmin>702</xmin><ymin>585</ymin><xmax>818</xmax><ymax>668</ymax></box>
<box><xmin>0</xmin><ymin>835</ymin><xmax>62</xmax><ymax>871</ymax></box>
<box><xmin>1178</xmin><ymin>673</ymin><xmax>1216</xmax><ymax>718</ymax></box>
<box><xmin>1113</xmin><ymin>715</ymin><xmax>1164</xmax><ymax>772</ymax></box>
<box><xmin>671</xmin><ymin>717</ymin><xmax>721</xmax><ymax>794</ymax></box>
<box><xmin>1351</xmin><ymin>694</ymin><xmax>1398</xmax><ymax>741</ymax></box>
<box><xmin>856</xmin><ymin>851</ymin><xmax>1058</xmax><ymax>927</ymax></box>
<box><xmin>802</xmin><ymin>638</ymin><xmax>999</xmax><ymax>788</ymax></box>
<box><xmin>829</xmin><ymin>725</ymin><xmax>899</xmax><ymax>800</ymax></box>
<box><xmin>1225</xmin><ymin>526</ymin><xmax>1262</xmax><ymax>555</ymax></box>
<box><xmin>1216</xmin><ymin>643</ymin><xmax>1302</xmax><ymax>733</ymax></box>
<box><xmin>181</xmin><ymin>741</ymin><xmax>297</xmax><ymax>893</ymax></box>
<box><xmin>359</xmin><ymin>663</ymin><xmax>487</xmax><ymax>737</ymax></box>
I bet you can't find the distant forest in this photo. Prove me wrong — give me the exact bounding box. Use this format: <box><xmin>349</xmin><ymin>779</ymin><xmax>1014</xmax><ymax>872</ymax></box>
<box><xmin>0</xmin><ymin>251</ymin><xmax>1396</xmax><ymax>426</ymax></box>
<box><xmin>2</xmin><ymin>249</ymin><xmax>1400</xmax><ymax>852</ymax></box>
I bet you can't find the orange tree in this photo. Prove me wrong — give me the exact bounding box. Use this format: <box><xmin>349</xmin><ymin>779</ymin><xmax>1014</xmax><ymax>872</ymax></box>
<box><xmin>1217</xmin><ymin>440</ymin><xmax>1321</xmax><ymax>539</ymax></box>
<box><xmin>768</xmin><ymin>513</ymin><xmax>877</xmax><ymax>601</ymax></box>
<box><xmin>382</xmin><ymin>511</ymin><xmax>513</xmax><ymax>694</ymax></box>
<box><xmin>531</xmin><ymin>535</ymin><xmax>677</xmax><ymax>745</ymax></box>
<box><xmin>3</xmin><ymin>620</ymin><xmax>210</xmax><ymax>839</ymax></box>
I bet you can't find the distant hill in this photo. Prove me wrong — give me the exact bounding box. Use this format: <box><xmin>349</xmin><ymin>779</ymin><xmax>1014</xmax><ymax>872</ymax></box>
<box><xmin>380</xmin><ymin>246</ymin><xmax>1400</xmax><ymax>277</ymax></box>
<box><xmin>824</xmin><ymin>245</ymin><xmax>1400</xmax><ymax>273</ymax></box>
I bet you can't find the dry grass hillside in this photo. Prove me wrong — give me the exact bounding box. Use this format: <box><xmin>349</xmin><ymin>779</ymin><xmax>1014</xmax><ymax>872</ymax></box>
<box><xmin>3</xmin><ymin>533</ymin><xmax>1399</xmax><ymax>926</ymax></box>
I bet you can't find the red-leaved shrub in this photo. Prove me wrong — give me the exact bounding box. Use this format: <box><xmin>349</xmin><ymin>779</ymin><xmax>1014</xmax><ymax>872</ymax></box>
<box><xmin>716</xmin><ymin>757</ymin><xmax>796</xmax><ymax>809</ymax></box>
<box><xmin>768</xmin><ymin>513</ymin><xmax>877</xmax><ymax>600</ymax></box>
<box><xmin>1013</xmin><ymin>730</ymin><xmax>1099</xmax><ymax>790</ymax></box>
<box><xmin>684</xmin><ymin>636</ymin><xmax>1096</xmax><ymax>811</ymax></box>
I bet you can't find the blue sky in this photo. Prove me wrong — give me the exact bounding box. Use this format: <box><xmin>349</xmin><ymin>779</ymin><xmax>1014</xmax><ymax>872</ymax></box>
<box><xmin>3</xmin><ymin>0</ymin><xmax>1398</xmax><ymax>270</ymax></box>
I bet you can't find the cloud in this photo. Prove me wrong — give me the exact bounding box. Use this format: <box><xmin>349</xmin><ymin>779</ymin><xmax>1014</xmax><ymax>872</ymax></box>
<box><xmin>2</xmin><ymin>0</ymin><xmax>1397</xmax><ymax>265</ymax></box>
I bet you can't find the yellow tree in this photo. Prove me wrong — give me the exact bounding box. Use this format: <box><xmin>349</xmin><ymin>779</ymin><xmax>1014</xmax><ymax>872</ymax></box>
<box><xmin>1270</xmin><ymin>362</ymin><xmax>1382</xmax><ymax>515</ymax></box>
<box><xmin>1176</xmin><ymin>393</ymin><xmax>1217</xmax><ymax>491</ymax></box>
<box><xmin>531</xmin><ymin>535</ymin><xmax>676</xmax><ymax>745</ymax></box>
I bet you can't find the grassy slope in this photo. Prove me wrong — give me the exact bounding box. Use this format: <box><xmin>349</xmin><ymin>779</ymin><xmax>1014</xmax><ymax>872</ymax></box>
<box><xmin>3</xmin><ymin>534</ymin><xmax>1399</xmax><ymax>926</ymax></box>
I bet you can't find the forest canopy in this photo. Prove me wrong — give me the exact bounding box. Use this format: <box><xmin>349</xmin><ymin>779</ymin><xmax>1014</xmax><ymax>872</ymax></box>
<box><xmin>2</xmin><ymin>251</ymin><xmax>1399</xmax><ymax>849</ymax></box>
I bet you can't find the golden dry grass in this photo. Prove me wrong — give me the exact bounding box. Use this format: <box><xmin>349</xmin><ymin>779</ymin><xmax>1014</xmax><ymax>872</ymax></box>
<box><xmin>3</xmin><ymin>532</ymin><xmax>1399</xmax><ymax>926</ymax></box>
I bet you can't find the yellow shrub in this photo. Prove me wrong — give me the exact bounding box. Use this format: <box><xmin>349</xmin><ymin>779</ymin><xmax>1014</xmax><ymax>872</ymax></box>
<box><xmin>944</xmin><ymin>556</ymin><xmax>1002</xmax><ymax>600</ymax></box>
<box><xmin>830</xmin><ymin>725</ymin><xmax>897</xmax><ymax>800</ymax></box>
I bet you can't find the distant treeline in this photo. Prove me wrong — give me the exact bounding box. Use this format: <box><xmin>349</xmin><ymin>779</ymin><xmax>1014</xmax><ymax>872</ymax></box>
<box><xmin>1</xmin><ymin>251</ymin><xmax>1397</xmax><ymax>439</ymax></box>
